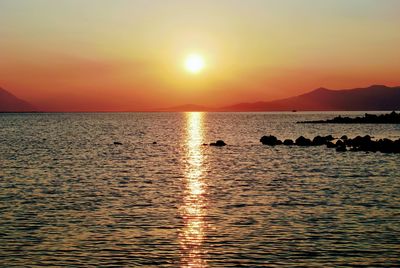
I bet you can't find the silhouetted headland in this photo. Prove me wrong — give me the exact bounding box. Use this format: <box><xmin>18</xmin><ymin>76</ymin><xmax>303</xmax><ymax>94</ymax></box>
<box><xmin>298</xmin><ymin>111</ymin><xmax>400</xmax><ymax>124</ymax></box>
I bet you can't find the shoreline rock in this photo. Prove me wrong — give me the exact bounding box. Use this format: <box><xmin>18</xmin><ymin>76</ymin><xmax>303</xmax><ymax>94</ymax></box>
<box><xmin>260</xmin><ymin>134</ymin><xmax>400</xmax><ymax>154</ymax></box>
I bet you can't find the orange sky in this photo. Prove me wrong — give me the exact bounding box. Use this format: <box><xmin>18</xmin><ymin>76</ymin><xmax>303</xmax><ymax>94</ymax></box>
<box><xmin>1</xmin><ymin>0</ymin><xmax>400</xmax><ymax>111</ymax></box>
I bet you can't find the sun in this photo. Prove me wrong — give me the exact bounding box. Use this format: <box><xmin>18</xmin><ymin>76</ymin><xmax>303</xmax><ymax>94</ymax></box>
<box><xmin>184</xmin><ymin>54</ymin><xmax>205</xmax><ymax>74</ymax></box>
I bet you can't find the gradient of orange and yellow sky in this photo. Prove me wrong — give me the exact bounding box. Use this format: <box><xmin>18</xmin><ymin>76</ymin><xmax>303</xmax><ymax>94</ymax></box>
<box><xmin>1</xmin><ymin>0</ymin><xmax>400</xmax><ymax>111</ymax></box>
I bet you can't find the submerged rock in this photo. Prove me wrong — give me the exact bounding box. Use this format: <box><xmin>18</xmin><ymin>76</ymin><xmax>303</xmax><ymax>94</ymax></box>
<box><xmin>114</xmin><ymin>142</ymin><xmax>123</xmax><ymax>145</ymax></box>
<box><xmin>210</xmin><ymin>140</ymin><xmax>226</xmax><ymax>147</ymax></box>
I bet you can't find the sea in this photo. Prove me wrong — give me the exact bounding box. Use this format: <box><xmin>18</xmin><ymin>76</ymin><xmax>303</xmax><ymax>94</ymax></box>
<box><xmin>0</xmin><ymin>112</ymin><xmax>399</xmax><ymax>267</ymax></box>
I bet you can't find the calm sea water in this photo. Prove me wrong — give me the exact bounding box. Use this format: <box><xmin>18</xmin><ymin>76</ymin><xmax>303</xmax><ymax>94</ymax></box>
<box><xmin>0</xmin><ymin>112</ymin><xmax>399</xmax><ymax>267</ymax></box>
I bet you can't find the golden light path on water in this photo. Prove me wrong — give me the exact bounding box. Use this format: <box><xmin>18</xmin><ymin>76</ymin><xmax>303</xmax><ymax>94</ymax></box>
<box><xmin>180</xmin><ymin>112</ymin><xmax>208</xmax><ymax>268</ymax></box>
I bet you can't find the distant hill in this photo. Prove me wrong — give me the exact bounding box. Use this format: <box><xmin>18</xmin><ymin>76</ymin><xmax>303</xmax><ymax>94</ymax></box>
<box><xmin>0</xmin><ymin>87</ymin><xmax>36</xmax><ymax>112</ymax></box>
<box><xmin>2</xmin><ymin>84</ymin><xmax>400</xmax><ymax>112</ymax></box>
<box><xmin>220</xmin><ymin>85</ymin><xmax>400</xmax><ymax>111</ymax></box>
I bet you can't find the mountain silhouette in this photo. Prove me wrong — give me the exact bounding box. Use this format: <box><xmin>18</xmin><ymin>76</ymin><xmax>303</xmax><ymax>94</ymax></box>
<box><xmin>2</xmin><ymin>85</ymin><xmax>400</xmax><ymax>112</ymax></box>
<box><xmin>220</xmin><ymin>85</ymin><xmax>400</xmax><ymax>111</ymax></box>
<box><xmin>0</xmin><ymin>87</ymin><xmax>36</xmax><ymax>112</ymax></box>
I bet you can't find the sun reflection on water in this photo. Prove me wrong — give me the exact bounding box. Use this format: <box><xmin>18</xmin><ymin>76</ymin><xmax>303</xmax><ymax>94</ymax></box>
<box><xmin>180</xmin><ymin>112</ymin><xmax>208</xmax><ymax>268</ymax></box>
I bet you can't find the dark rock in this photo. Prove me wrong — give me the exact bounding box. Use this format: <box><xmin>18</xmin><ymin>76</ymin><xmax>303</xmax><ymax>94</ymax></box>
<box><xmin>344</xmin><ymin>138</ymin><xmax>352</xmax><ymax>146</ymax></box>
<box><xmin>153</xmin><ymin>142</ymin><xmax>157</xmax><ymax>144</ymax></box>
<box><xmin>351</xmin><ymin>135</ymin><xmax>363</xmax><ymax>145</ymax></box>
<box><xmin>260</xmin><ymin>135</ymin><xmax>279</xmax><ymax>146</ymax></box>
<box><xmin>216</xmin><ymin>140</ymin><xmax>226</xmax><ymax>146</ymax></box>
<box><xmin>377</xmin><ymin>138</ymin><xmax>394</xmax><ymax>153</ymax></box>
<box><xmin>326</xmin><ymin>141</ymin><xmax>336</xmax><ymax>148</ymax></box>
<box><xmin>348</xmin><ymin>135</ymin><xmax>371</xmax><ymax>148</ymax></box>
<box><xmin>336</xmin><ymin>140</ymin><xmax>345</xmax><ymax>147</ymax></box>
<box><xmin>341</xmin><ymin>136</ymin><xmax>400</xmax><ymax>154</ymax></box>
<box><xmin>363</xmin><ymin>140</ymin><xmax>379</xmax><ymax>152</ymax></box>
<box><xmin>295</xmin><ymin>136</ymin><xmax>312</xmax><ymax>146</ymax></box>
<box><xmin>114</xmin><ymin>142</ymin><xmax>123</xmax><ymax>145</ymax></box>
<box><xmin>360</xmin><ymin>135</ymin><xmax>372</xmax><ymax>146</ymax></box>
<box><xmin>336</xmin><ymin>145</ymin><xmax>347</xmax><ymax>152</ymax></box>
<box><xmin>394</xmin><ymin>139</ymin><xmax>400</xmax><ymax>153</ymax></box>
<box><xmin>283</xmin><ymin>139</ymin><xmax>294</xmax><ymax>146</ymax></box>
<box><xmin>364</xmin><ymin>135</ymin><xmax>372</xmax><ymax>140</ymax></box>
<box><xmin>325</xmin><ymin>135</ymin><xmax>335</xmax><ymax>141</ymax></box>
<box><xmin>340</xmin><ymin>135</ymin><xmax>348</xmax><ymax>140</ymax></box>
<box><xmin>312</xmin><ymin>135</ymin><xmax>328</xmax><ymax>146</ymax></box>
<box><xmin>276</xmin><ymin>140</ymin><xmax>283</xmax><ymax>145</ymax></box>
<box><xmin>210</xmin><ymin>140</ymin><xmax>226</xmax><ymax>147</ymax></box>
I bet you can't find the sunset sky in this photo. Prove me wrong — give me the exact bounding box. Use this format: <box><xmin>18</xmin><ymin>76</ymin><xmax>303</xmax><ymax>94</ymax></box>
<box><xmin>1</xmin><ymin>0</ymin><xmax>400</xmax><ymax>111</ymax></box>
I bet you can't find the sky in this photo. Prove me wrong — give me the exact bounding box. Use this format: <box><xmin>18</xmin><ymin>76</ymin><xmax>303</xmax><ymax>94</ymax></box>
<box><xmin>1</xmin><ymin>0</ymin><xmax>400</xmax><ymax>111</ymax></box>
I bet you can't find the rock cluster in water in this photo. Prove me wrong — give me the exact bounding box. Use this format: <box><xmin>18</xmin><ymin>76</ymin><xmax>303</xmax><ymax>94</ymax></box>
<box><xmin>298</xmin><ymin>111</ymin><xmax>400</xmax><ymax>124</ymax></box>
<box><xmin>260</xmin><ymin>135</ymin><xmax>400</xmax><ymax>154</ymax></box>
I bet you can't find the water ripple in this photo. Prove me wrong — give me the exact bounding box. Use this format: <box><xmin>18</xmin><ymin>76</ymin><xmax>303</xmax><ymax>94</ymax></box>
<box><xmin>0</xmin><ymin>112</ymin><xmax>399</xmax><ymax>267</ymax></box>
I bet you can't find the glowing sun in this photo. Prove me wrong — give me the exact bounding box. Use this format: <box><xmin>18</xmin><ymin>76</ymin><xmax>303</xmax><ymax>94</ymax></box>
<box><xmin>184</xmin><ymin>54</ymin><xmax>205</xmax><ymax>74</ymax></box>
